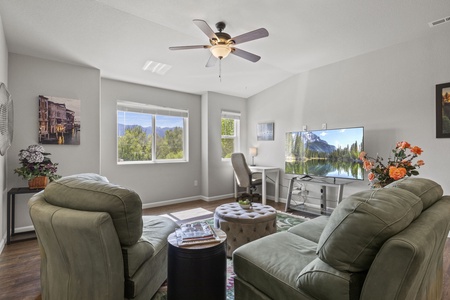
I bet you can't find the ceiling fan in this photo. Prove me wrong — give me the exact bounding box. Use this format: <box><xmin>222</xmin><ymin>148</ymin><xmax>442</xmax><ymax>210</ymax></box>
<box><xmin>169</xmin><ymin>19</ymin><xmax>269</xmax><ymax>67</ymax></box>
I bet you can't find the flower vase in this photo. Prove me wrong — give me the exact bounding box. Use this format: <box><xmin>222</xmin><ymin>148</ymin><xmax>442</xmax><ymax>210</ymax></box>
<box><xmin>372</xmin><ymin>182</ymin><xmax>388</xmax><ymax>189</ymax></box>
<box><xmin>28</xmin><ymin>176</ymin><xmax>49</xmax><ymax>189</ymax></box>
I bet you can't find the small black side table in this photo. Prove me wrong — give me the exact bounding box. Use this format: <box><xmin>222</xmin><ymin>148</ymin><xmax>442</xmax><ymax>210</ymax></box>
<box><xmin>6</xmin><ymin>187</ymin><xmax>43</xmax><ymax>244</ymax></box>
<box><xmin>167</xmin><ymin>228</ymin><xmax>227</xmax><ymax>300</ymax></box>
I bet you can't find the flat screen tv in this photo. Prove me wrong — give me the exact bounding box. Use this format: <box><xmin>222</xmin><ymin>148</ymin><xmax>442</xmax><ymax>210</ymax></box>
<box><xmin>285</xmin><ymin>127</ymin><xmax>364</xmax><ymax>180</ymax></box>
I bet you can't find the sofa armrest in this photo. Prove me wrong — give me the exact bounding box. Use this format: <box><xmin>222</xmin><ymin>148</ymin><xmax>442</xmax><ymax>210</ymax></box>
<box><xmin>361</xmin><ymin>196</ymin><xmax>450</xmax><ymax>300</ymax></box>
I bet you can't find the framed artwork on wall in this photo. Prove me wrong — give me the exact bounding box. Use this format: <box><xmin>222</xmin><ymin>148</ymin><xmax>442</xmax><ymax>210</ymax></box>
<box><xmin>436</xmin><ymin>82</ymin><xmax>450</xmax><ymax>138</ymax></box>
<box><xmin>257</xmin><ymin>122</ymin><xmax>274</xmax><ymax>141</ymax></box>
<box><xmin>39</xmin><ymin>95</ymin><xmax>81</xmax><ymax>145</ymax></box>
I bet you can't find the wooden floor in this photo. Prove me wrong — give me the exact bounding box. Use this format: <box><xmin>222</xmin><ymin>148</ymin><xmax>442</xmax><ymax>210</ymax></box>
<box><xmin>0</xmin><ymin>198</ymin><xmax>449</xmax><ymax>299</ymax></box>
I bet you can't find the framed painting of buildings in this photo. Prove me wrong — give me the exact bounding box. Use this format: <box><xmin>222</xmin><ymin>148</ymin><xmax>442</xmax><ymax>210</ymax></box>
<box><xmin>436</xmin><ymin>82</ymin><xmax>450</xmax><ymax>138</ymax></box>
<box><xmin>257</xmin><ymin>122</ymin><xmax>274</xmax><ymax>141</ymax></box>
<box><xmin>39</xmin><ymin>95</ymin><xmax>81</xmax><ymax>145</ymax></box>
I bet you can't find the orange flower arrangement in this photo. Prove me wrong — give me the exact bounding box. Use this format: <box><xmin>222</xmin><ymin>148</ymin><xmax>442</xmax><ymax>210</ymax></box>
<box><xmin>359</xmin><ymin>141</ymin><xmax>424</xmax><ymax>187</ymax></box>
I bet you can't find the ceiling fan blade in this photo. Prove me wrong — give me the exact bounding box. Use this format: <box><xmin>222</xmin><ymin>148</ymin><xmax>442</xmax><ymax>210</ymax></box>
<box><xmin>193</xmin><ymin>19</ymin><xmax>218</xmax><ymax>41</ymax></box>
<box><xmin>169</xmin><ymin>45</ymin><xmax>210</xmax><ymax>50</ymax></box>
<box><xmin>231</xmin><ymin>48</ymin><xmax>261</xmax><ymax>62</ymax></box>
<box><xmin>231</xmin><ymin>28</ymin><xmax>269</xmax><ymax>45</ymax></box>
<box><xmin>205</xmin><ymin>55</ymin><xmax>218</xmax><ymax>67</ymax></box>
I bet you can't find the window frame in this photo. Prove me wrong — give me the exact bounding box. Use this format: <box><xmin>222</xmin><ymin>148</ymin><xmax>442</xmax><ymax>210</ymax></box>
<box><xmin>221</xmin><ymin>110</ymin><xmax>241</xmax><ymax>160</ymax></box>
<box><xmin>117</xmin><ymin>100</ymin><xmax>189</xmax><ymax>164</ymax></box>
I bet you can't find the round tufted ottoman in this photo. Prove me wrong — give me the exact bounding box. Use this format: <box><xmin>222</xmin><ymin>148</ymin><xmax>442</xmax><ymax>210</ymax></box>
<box><xmin>214</xmin><ymin>202</ymin><xmax>277</xmax><ymax>257</ymax></box>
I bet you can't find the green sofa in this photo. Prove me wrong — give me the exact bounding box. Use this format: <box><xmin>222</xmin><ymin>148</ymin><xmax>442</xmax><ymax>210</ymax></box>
<box><xmin>28</xmin><ymin>174</ymin><xmax>178</xmax><ymax>300</ymax></box>
<box><xmin>233</xmin><ymin>178</ymin><xmax>450</xmax><ymax>300</ymax></box>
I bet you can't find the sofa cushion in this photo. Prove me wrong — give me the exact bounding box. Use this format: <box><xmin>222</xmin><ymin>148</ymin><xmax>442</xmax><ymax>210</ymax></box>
<box><xmin>297</xmin><ymin>258</ymin><xmax>366</xmax><ymax>300</ymax></box>
<box><xmin>386</xmin><ymin>178</ymin><xmax>443</xmax><ymax>210</ymax></box>
<box><xmin>44</xmin><ymin>175</ymin><xmax>143</xmax><ymax>246</ymax></box>
<box><xmin>317</xmin><ymin>188</ymin><xmax>423</xmax><ymax>272</ymax></box>
<box><xmin>233</xmin><ymin>232</ymin><xmax>317</xmax><ymax>300</ymax></box>
<box><xmin>288</xmin><ymin>215</ymin><xmax>329</xmax><ymax>243</ymax></box>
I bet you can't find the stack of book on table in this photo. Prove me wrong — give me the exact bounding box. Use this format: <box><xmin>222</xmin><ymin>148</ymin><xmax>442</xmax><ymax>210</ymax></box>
<box><xmin>175</xmin><ymin>221</ymin><xmax>220</xmax><ymax>247</ymax></box>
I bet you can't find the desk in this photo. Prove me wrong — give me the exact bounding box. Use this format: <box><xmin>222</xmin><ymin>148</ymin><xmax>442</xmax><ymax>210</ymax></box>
<box><xmin>234</xmin><ymin>166</ymin><xmax>280</xmax><ymax>205</ymax></box>
<box><xmin>6</xmin><ymin>187</ymin><xmax>43</xmax><ymax>244</ymax></box>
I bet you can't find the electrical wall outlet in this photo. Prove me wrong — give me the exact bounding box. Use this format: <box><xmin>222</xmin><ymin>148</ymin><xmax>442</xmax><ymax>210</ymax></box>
<box><xmin>303</xmin><ymin>125</ymin><xmax>307</xmax><ymax>131</ymax></box>
<box><xmin>322</xmin><ymin>123</ymin><xmax>327</xmax><ymax>129</ymax></box>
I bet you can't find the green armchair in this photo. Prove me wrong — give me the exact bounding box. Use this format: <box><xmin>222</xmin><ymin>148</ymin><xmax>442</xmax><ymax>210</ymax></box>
<box><xmin>28</xmin><ymin>173</ymin><xmax>178</xmax><ymax>300</ymax></box>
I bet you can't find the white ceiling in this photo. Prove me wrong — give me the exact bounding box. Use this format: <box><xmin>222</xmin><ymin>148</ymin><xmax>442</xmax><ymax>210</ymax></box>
<box><xmin>0</xmin><ymin>0</ymin><xmax>449</xmax><ymax>98</ymax></box>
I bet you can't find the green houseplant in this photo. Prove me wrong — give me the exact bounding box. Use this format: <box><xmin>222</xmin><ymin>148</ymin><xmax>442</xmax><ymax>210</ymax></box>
<box><xmin>14</xmin><ymin>145</ymin><xmax>61</xmax><ymax>188</ymax></box>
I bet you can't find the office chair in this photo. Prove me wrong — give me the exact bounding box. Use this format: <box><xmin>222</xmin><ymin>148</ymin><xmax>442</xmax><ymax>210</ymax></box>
<box><xmin>231</xmin><ymin>153</ymin><xmax>262</xmax><ymax>202</ymax></box>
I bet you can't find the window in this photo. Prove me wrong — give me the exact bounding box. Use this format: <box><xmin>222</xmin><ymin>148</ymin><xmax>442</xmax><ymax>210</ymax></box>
<box><xmin>117</xmin><ymin>101</ymin><xmax>188</xmax><ymax>163</ymax></box>
<box><xmin>221</xmin><ymin>110</ymin><xmax>240</xmax><ymax>159</ymax></box>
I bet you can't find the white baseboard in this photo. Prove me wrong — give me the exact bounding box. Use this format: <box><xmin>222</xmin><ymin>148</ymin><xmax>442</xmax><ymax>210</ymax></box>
<box><xmin>12</xmin><ymin>225</ymin><xmax>35</xmax><ymax>234</ymax></box>
<box><xmin>141</xmin><ymin>194</ymin><xmax>235</xmax><ymax>209</ymax></box>
<box><xmin>141</xmin><ymin>193</ymin><xmax>288</xmax><ymax>210</ymax></box>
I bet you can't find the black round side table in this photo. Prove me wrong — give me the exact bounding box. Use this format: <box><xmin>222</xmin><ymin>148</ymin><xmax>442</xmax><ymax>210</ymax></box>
<box><xmin>167</xmin><ymin>228</ymin><xmax>227</xmax><ymax>300</ymax></box>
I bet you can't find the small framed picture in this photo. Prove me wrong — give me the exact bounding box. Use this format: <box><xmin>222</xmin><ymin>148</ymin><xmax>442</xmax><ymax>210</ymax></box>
<box><xmin>436</xmin><ymin>82</ymin><xmax>450</xmax><ymax>138</ymax></box>
<box><xmin>257</xmin><ymin>122</ymin><xmax>274</xmax><ymax>141</ymax></box>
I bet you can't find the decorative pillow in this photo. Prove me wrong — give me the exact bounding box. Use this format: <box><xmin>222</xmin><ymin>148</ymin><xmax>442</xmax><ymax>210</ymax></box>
<box><xmin>386</xmin><ymin>178</ymin><xmax>443</xmax><ymax>210</ymax></box>
<box><xmin>297</xmin><ymin>258</ymin><xmax>366</xmax><ymax>300</ymax></box>
<box><xmin>44</xmin><ymin>176</ymin><xmax>143</xmax><ymax>246</ymax></box>
<box><xmin>317</xmin><ymin>188</ymin><xmax>422</xmax><ymax>272</ymax></box>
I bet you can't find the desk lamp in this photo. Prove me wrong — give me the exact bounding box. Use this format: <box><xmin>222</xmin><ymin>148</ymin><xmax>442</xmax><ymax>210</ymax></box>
<box><xmin>249</xmin><ymin>147</ymin><xmax>258</xmax><ymax>166</ymax></box>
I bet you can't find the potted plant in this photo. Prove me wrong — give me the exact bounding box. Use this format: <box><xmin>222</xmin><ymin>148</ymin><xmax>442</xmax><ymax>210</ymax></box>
<box><xmin>14</xmin><ymin>144</ymin><xmax>61</xmax><ymax>189</ymax></box>
<box><xmin>238</xmin><ymin>198</ymin><xmax>252</xmax><ymax>209</ymax></box>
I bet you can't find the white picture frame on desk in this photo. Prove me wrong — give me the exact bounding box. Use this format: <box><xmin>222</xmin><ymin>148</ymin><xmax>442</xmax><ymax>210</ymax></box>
<box><xmin>257</xmin><ymin>122</ymin><xmax>274</xmax><ymax>141</ymax></box>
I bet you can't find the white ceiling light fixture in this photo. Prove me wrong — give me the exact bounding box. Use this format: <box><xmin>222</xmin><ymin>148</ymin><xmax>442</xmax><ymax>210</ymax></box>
<box><xmin>210</xmin><ymin>44</ymin><xmax>231</xmax><ymax>59</ymax></box>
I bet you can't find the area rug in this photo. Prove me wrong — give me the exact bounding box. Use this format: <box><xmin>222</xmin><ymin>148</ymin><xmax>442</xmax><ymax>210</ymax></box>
<box><xmin>151</xmin><ymin>211</ymin><xmax>308</xmax><ymax>300</ymax></box>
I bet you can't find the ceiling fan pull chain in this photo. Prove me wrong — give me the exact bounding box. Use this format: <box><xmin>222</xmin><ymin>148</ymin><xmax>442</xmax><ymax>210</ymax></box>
<box><xmin>219</xmin><ymin>59</ymin><xmax>222</xmax><ymax>82</ymax></box>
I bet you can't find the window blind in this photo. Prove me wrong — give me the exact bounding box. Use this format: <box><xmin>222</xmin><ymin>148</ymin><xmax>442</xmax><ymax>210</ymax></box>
<box><xmin>221</xmin><ymin>110</ymin><xmax>241</xmax><ymax>120</ymax></box>
<box><xmin>117</xmin><ymin>100</ymin><xmax>188</xmax><ymax>118</ymax></box>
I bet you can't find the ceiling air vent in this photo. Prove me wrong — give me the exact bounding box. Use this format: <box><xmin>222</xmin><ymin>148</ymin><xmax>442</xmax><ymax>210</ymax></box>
<box><xmin>428</xmin><ymin>16</ymin><xmax>450</xmax><ymax>28</ymax></box>
<box><xmin>142</xmin><ymin>60</ymin><xmax>172</xmax><ymax>75</ymax></box>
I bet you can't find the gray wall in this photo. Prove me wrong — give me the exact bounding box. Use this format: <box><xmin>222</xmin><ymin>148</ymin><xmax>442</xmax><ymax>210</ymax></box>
<box><xmin>6</xmin><ymin>53</ymin><xmax>101</xmax><ymax>231</ymax></box>
<box><xmin>201</xmin><ymin>92</ymin><xmax>247</xmax><ymax>199</ymax></box>
<box><xmin>0</xmin><ymin>14</ymin><xmax>8</xmax><ymax>251</ymax></box>
<box><xmin>247</xmin><ymin>25</ymin><xmax>450</xmax><ymax>201</ymax></box>
<box><xmin>100</xmin><ymin>78</ymin><xmax>202</xmax><ymax>206</ymax></box>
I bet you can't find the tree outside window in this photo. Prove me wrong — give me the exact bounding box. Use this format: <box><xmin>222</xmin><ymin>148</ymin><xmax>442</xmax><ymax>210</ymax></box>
<box><xmin>221</xmin><ymin>111</ymin><xmax>240</xmax><ymax>159</ymax></box>
<box><xmin>117</xmin><ymin>101</ymin><xmax>188</xmax><ymax>163</ymax></box>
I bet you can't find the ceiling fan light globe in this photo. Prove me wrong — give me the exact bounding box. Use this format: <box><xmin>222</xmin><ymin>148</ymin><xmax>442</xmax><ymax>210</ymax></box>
<box><xmin>210</xmin><ymin>44</ymin><xmax>231</xmax><ymax>59</ymax></box>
